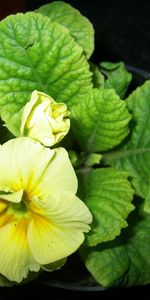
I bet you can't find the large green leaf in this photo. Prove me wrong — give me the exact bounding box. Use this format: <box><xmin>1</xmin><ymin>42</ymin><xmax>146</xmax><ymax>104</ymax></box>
<box><xmin>81</xmin><ymin>205</ymin><xmax>150</xmax><ymax>287</ymax></box>
<box><xmin>100</xmin><ymin>61</ymin><xmax>132</xmax><ymax>98</ymax></box>
<box><xmin>0</xmin><ymin>12</ymin><xmax>92</xmax><ymax>136</ymax></box>
<box><xmin>84</xmin><ymin>168</ymin><xmax>134</xmax><ymax>246</ymax></box>
<box><xmin>36</xmin><ymin>1</ymin><xmax>94</xmax><ymax>59</ymax></box>
<box><xmin>103</xmin><ymin>81</ymin><xmax>150</xmax><ymax>213</ymax></box>
<box><xmin>71</xmin><ymin>88</ymin><xmax>131</xmax><ymax>152</ymax></box>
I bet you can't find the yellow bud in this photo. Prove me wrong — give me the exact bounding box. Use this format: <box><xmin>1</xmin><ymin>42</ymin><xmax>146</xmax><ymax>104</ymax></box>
<box><xmin>20</xmin><ymin>90</ymin><xmax>70</xmax><ymax>146</ymax></box>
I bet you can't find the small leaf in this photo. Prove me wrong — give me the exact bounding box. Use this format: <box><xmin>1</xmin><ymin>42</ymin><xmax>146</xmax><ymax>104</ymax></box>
<box><xmin>81</xmin><ymin>205</ymin><xmax>150</xmax><ymax>287</ymax></box>
<box><xmin>36</xmin><ymin>1</ymin><xmax>94</xmax><ymax>59</ymax></box>
<box><xmin>0</xmin><ymin>12</ymin><xmax>92</xmax><ymax>136</ymax></box>
<box><xmin>85</xmin><ymin>153</ymin><xmax>102</xmax><ymax>167</ymax></box>
<box><xmin>68</xmin><ymin>150</ymin><xmax>81</xmax><ymax>168</ymax></box>
<box><xmin>90</xmin><ymin>63</ymin><xmax>105</xmax><ymax>88</ymax></box>
<box><xmin>71</xmin><ymin>88</ymin><xmax>131</xmax><ymax>152</ymax></box>
<box><xmin>84</xmin><ymin>168</ymin><xmax>134</xmax><ymax>246</ymax></box>
<box><xmin>100</xmin><ymin>61</ymin><xmax>132</xmax><ymax>98</ymax></box>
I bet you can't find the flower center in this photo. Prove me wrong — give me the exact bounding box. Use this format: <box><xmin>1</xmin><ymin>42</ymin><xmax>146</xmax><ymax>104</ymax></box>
<box><xmin>7</xmin><ymin>191</ymin><xmax>31</xmax><ymax>219</ymax></box>
<box><xmin>10</xmin><ymin>201</ymin><xmax>28</xmax><ymax>215</ymax></box>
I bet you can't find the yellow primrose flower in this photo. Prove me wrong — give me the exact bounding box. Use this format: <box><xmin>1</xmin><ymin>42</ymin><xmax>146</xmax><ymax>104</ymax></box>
<box><xmin>20</xmin><ymin>90</ymin><xmax>70</xmax><ymax>147</ymax></box>
<box><xmin>0</xmin><ymin>137</ymin><xmax>92</xmax><ymax>283</ymax></box>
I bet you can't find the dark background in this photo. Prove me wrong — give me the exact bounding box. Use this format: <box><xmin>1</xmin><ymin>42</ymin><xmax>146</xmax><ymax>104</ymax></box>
<box><xmin>0</xmin><ymin>0</ymin><xmax>150</xmax><ymax>298</ymax></box>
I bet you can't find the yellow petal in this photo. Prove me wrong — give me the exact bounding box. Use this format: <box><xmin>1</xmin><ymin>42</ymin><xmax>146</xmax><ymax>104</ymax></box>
<box><xmin>34</xmin><ymin>147</ymin><xmax>77</xmax><ymax>198</ymax></box>
<box><xmin>20</xmin><ymin>90</ymin><xmax>70</xmax><ymax>147</ymax></box>
<box><xmin>0</xmin><ymin>212</ymin><xmax>14</xmax><ymax>228</ymax></box>
<box><xmin>20</xmin><ymin>90</ymin><xmax>39</xmax><ymax>135</ymax></box>
<box><xmin>23</xmin><ymin>100</ymin><xmax>55</xmax><ymax>146</ymax></box>
<box><xmin>0</xmin><ymin>138</ymin><xmax>76</xmax><ymax>200</ymax></box>
<box><xmin>0</xmin><ymin>200</ymin><xmax>9</xmax><ymax>213</ymax></box>
<box><xmin>41</xmin><ymin>257</ymin><xmax>67</xmax><ymax>272</ymax></box>
<box><xmin>28</xmin><ymin>214</ymin><xmax>86</xmax><ymax>265</ymax></box>
<box><xmin>0</xmin><ymin>220</ymin><xmax>40</xmax><ymax>282</ymax></box>
<box><xmin>31</xmin><ymin>192</ymin><xmax>92</xmax><ymax>232</ymax></box>
<box><xmin>0</xmin><ymin>189</ymin><xmax>23</xmax><ymax>203</ymax></box>
<box><xmin>0</xmin><ymin>137</ymin><xmax>54</xmax><ymax>193</ymax></box>
<box><xmin>28</xmin><ymin>192</ymin><xmax>92</xmax><ymax>265</ymax></box>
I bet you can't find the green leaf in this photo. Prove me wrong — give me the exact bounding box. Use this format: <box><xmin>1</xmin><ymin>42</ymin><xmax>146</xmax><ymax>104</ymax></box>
<box><xmin>0</xmin><ymin>12</ymin><xmax>92</xmax><ymax>136</ymax></box>
<box><xmin>85</xmin><ymin>153</ymin><xmax>102</xmax><ymax>167</ymax></box>
<box><xmin>71</xmin><ymin>88</ymin><xmax>131</xmax><ymax>152</ymax></box>
<box><xmin>100</xmin><ymin>62</ymin><xmax>132</xmax><ymax>98</ymax></box>
<box><xmin>81</xmin><ymin>205</ymin><xmax>150</xmax><ymax>287</ymax></box>
<box><xmin>36</xmin><ymin>1</ymin><xmax>94</xmax><ymax>59</ymax></box>
<box><xmin>90</xmin><ymin>63</ymin><xmax>105</xmax><ymax>88</ymax></box>
<box><xmin>104</xmin><ymin>81</ymin><xmax>150</xmax><ymax>213</ymax></box>
<box><xmin>84</xmin><ymin>168</ymin><xmax>134</xmax><ymax>246</ymax></box>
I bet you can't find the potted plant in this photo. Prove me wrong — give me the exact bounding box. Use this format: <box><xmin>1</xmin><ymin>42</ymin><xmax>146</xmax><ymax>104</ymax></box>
<box><xmin>0</xmin><ymin>0</ymin><xmax>150</xmax><ymax>291</ymax></box>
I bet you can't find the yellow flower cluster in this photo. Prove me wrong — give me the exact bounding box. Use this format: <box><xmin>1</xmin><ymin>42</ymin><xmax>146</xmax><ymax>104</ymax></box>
<box><xmin>0</xmin><ymin>91</ymin><xmax>92</xmax><ymax>283</ymax></box>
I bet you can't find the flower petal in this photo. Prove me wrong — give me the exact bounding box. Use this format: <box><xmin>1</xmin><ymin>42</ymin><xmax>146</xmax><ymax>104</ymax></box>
<box><xmin>41</xmin><ymin>257</ymin><xmax>67</xmax><ymax>272</ymax></box>
<box><xmin>20</xmin><ymin>90</ymin><xmax>39</xmax><ymax>135</ymax></box>
<box><xmin>0</xmin><ymin>212</ymin><xmax>14</xmax><ymax>228</ymax></box>
<box><xmin>23</xmin><ymin>100</ymin><xmax>55</xmax><ymax>147</ymax></box>
<box><xmin>28</xmin><ymin>214</ymin><xmax>87</xmax><ymax>265</ymax></box>
<box><xmin>21</xmin><ymin>90</ymin><xmax>70</xmax><ymax>147</ymax></box>
<box><xmin>28</xmin><ymin>192</ymin><xmax>92</xmax><ymax>265</ymax></box>
<box><xmin>0</xmin><ymin>138</ymin><xmax>76</xmax><ymax>198</ymax></box>
<box><xmin>0</xmin><ymin>137</ymin><xmax>54</xmax><ymax>193</ymax></box>
<box><xmin>31</xmin><ymin>192</ymin><xmax>92</xmax><ymax>231</ymax></box>
<box><xmin>0</xmin><ymin>220</ymin><xmax>40</xmax><ymax>282</ymax></box>
<box><xmin>0</xmin><ymin>189</ymin><xmax>23</xmax><ymax>203</ymax></box>
<box><xmin>34</xmin><ymin>148</ymin><xmax>77</xmax><ymax>198</ymax></box>
<box><xmin>0</xmin><ymin>200</ymin><xmax>9</xmax><ymax>213</ymax></box>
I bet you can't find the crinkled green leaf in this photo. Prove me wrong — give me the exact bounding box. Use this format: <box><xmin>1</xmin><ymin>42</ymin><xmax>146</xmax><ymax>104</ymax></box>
<box><xmin>84</xmin><ymin>168</ymin><xmax>134</xmax><ymax>246</ymax></box>
<box><xmin>100</xmin><ymin>62</ymin><xmax>132</xmax><ymax>98</ymax></box>
<box><xmin>0</xmin><ymin>12</ymin><xmax>92</xmax><ymax>136</ymax></box>
<box><xmin>104</xmin><ymin>81</ymin><xmax>150</xmax><ymax>213</ymax></box>
<box><xmin>71</xmin><ymin>88</ymin><xmax>131</xmax><ymax>152</ymax></box>
<box><xmin>36</xmin><ymin>1</ymin><xmax>94</xmax><ymax>59</ymax></box>
<box><xmin>81</xmin><ymin>205</ymin><xmax>150</xmax><ymax>287</ymax></box>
